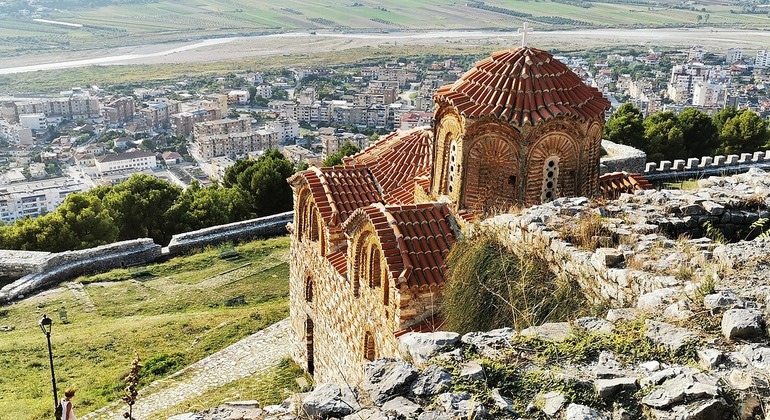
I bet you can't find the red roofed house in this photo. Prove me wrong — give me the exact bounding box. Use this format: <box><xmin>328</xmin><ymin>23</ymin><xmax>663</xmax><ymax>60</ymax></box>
<box><xmin>287</xmin><ymin>46</ymin><xmax>611</xmax><ymax>384</ymax></box>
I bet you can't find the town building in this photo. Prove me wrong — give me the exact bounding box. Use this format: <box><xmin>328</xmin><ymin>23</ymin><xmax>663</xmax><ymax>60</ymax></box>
<box><xmin>756</xmin><ymin>50</ymin><xmax>770</xmax><ymax>68</ymax></box>
<box><xmin>0</xmin><ymin>177</ymin><xmax>86</xmax><ymax>222</ymax></box>
<box><xmin>1</xmin><ymin>96</ymin><xmax>100</xmax><ymax>123</ymax></box>
<box><xmin>692</xmin><ymin>81</ymin><xmax>725</xmax><ymax>108</ymax></box>
<box><xmin>102</xmin><ymin>97</ymin><xmax>136</xmax><ymax>126</ymax></box>
<box><xmin>170</xmin><ymin>108</ymin><xmax>222</xmax><ymax>137</ymax></box>
<box><xmin>288</xmin><ymin>46</ymin><xmax>610</xmax><ymax>384</ymax></box>
<box><xmin>228</xmin><ymin>90</ymin><xmax>251</xmax><ymax>105</ymax></box>
<box><xmin>268</xmin><ymin>118</ymin><xmax>300</xmax><ymax>143</ymax></box>
<box><xmin>726</xmin><ymin>48</ymin><xmax>743</xmax><ymax>64</ymax></box>
<box><xmin>94</xmin><ymin>150</ymin><xmax>157</xmax><ymax>173</ymax></box>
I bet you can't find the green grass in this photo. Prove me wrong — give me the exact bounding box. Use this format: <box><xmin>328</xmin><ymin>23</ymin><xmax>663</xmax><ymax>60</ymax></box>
<box><xmin>0</xmin><ymin>236</ymin><xmax>290</xmax><ymax>420</ymax></box>
<box><xmin>2</xmin><ymin>0</ymin><xmax>769</xmax><ymax>61</ymax></box>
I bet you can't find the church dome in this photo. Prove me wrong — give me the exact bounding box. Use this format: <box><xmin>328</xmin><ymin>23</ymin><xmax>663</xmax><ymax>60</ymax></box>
<box><xmin>434</xmin><ymin>47</ymin><xmax>610</xmax><ymax>126</ymax></box>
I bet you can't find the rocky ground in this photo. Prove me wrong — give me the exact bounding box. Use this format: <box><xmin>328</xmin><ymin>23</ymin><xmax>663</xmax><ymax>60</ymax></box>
<box><xmin>171</xmin><ymin>170</ymin><xmax>770</xmax><ymax>419</ymax></box>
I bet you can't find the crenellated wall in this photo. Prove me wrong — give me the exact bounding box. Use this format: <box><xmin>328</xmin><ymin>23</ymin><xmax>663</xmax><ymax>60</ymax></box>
<box><xmin>643</xmin><ymin>150</ymin><xmax>770</xmax><ymax>181</ymax></box>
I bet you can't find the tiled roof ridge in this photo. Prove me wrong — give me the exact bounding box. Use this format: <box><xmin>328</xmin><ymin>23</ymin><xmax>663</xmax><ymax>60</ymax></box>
<box><xmin>434</xmin><ymin>46</ymin><xmax>610</xmax><ymax>126</ymax></box>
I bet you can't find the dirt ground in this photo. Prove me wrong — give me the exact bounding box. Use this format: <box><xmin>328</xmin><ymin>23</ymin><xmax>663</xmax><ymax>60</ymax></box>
<box><xmin>2</xmin><ymin>28</ymin><xmax>770</xmax><ymax>74</ymax></box>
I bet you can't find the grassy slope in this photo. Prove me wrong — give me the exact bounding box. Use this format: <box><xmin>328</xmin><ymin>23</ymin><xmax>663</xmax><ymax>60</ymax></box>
<box><xmin>3</xmin><ymin>0</ymin><xmax>768</xmax><ymax>57</ymax></box>
<box><xmin>0</xmin><ymin>236</ymin><xmax>291</xmax><ymax>420</ymax></box>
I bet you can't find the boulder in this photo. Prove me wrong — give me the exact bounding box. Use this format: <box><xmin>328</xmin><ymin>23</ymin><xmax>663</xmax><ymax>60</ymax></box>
<box><xmin>536</xmin><ymin>390</ymin><xmax>565</xmax><ymax>416</ymax></box>
<box><xmin>381</xmin><ymin>396</ymin><xmax>421</xmax><ymax>418</ymax></box>
<box><xmin>641</xmin><ymin>372</ymin><xmax>720</xmax><ymax>409</ymax></box>
<box><xmin>696</xmin><ymin>348</ymin><xmax>722</xmax><ymax>370</ymax></box>
<box><xmin>644</xmin><ymin>320</ymin><xmax>698</xmax><ymax>353</ymax></box>
<box><xmin>575</xmin><ymin>317</ymin><xmax>614</xmax><ymax>334</ymax></box>
<box><xmin>647</xmin><ymin>398</ymin><xmax>730</xmax><ymax>420</ymax></box>
<box><xmin>605</xmin><ymin>308</ymin><xmax>639</xmax><ymax>323</ymax></box>
<box><xmin>564</xmin><ymin>403</ymin><xmax>608</xmax><ymax>420</ymax></box>
<box><xmin>637</xmin><ymin>288</ymin><xmax>678</xmax><ymax>313</ymax></box>
<box><xmin>417</xmin><ymin>411</ymin><xmax>453</xmax><ymax>420</ymax></box>
<box><xmin>434</xmin><ymin>392</ymin><xmax>488</xmax><ymax>419</ymax></box>
<box><xmin>737</xmin><ymin>344</ymin><xmax>770</xmax><ymax>371</ymax></box>
<box><xmin>399</xmin><ymin>332</ymin><xmax>460</xmax><ymax>365</ymax></box>
<box><xmin>361</xmin><ymin>359</ymin><xmax>418</xmax><ymax>405</ymax></box>
<box><xmin>703</xmin><ymin>290</ymin><xmax>743</xmax><ymax>313</ymax></box>
<box><xmin>520</xmin><ymin>322</ymin><xmax>572</xmax><ymax>342</ymax></box>
<box><xmin>459</xmin><ymin>360</ymin><xmax>485</xmax><ymax>381</ymax></box>
<box><xmin>489</xmin><ymin>388</ymin><xmax>515</xmax><ymax>414</ymax></box>
<box><xmin>410</xmin><ymin>364</ymin><xmax>452</xmax><ymax>397</ymax></box>
<box><xmin>343</xmin><ymin>407</ymin><xmax>389</xmax><ymax>420</ymax></box>
<box><xmin>639</xmin><ymin>361</ymin><xmax>660</xmax><ymax>372</ymax></box>
<box><xmin>595</xmin><ymin>377</ymin><xmax>637</xmax><ymax>399</ymax></box>
<box><xmin>721</xmin><ymin>308</ymin><xmax>765</xmax><ymax>340</ymax></box>
<box><xmin>461</xmin><ymin>328</ymin><xmax>516</xmax><ymax>358</ymax></box>
<box><xmin>302</xmin><ymin>383</ymin><xmax>360</xmax><ymax>419</ymax></box>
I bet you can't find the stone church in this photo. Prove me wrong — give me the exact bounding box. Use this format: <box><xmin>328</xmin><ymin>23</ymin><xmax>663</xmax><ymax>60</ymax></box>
<box><xmin>287</xmin><ymin>45</ymin><xmax>611</xmax><ymax>384</ymax></box>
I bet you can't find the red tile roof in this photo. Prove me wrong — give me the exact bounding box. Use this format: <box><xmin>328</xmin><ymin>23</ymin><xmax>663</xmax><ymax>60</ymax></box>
<box><xmin>342</xmin><ymin>202</ymin><xmax>459</xmax><ymax>291</ymax></box>
<box><xmin>598</xmin><ymin>172</ymin><xmax>654</xmax><ymax>199</ymax></box>
<box><xmin>344</xmin><ymin>128</ymin><xmax>433</xmax><ymax>204</ymax></box>
<box><xmin>288</xmin><ymin>166</ymin><xmax>383</xmax><ymax>227</ymax></box>
<box><xmin>434</xmin><ymin>47</ymin><xmax>610</xmax><ymax>126</ymax></box>
<box><xmin>326</xmin><ymin>251</ymin><xmax>348</xmax><ymax>276</ymax></box>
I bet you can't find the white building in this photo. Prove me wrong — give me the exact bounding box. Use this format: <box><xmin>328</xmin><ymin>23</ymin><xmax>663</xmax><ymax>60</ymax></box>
<box><xmin>0</xmin><ymin>120</ymin><xmax>33</xmax><ymax>145</ymax></box>
<box><xmin>726</xmin><ymin>48</ymin><xmax>743</xmax><ymax>64</ymax></box>
<box><xmin>228</xmin><ymin>90</ymin><xmax>250</xmax><ymax>105</ymax></box>
<box><xmin>268</xmin><ymin>118</ymin><xmax>300</xmax><ymax>143</ymax></box>
<box><xmin>95</xmin><ymin>151</ymin><xmax>157</xmax><ymax>173</ymax></box>
<box><xmin>692</xmin><ymin>82</ymin><xmax>724</xmax><ymax>108</ymax></box>
<box><xmin>255</xmin><ymin>83</ymin><xmax>273</xmax><ymax>98</ymax></box>
<box><xmin>0</xmin><ymin>177</ymin><xmax>86</xmax><ymax>222</ymax></box>
<box><xmin>756</xmin><ymin>50</ymin><xmax>770</xmax><ymax>68</ymax></box>
<box><xmin>19</xmin><ymin>113</ymin><xmax>47</xmax><ymax>131</ymax></box>
<box><xmin>688</xmin><ymin>45</ymin><xmax>706</xmax><ymax>62</ymax></box>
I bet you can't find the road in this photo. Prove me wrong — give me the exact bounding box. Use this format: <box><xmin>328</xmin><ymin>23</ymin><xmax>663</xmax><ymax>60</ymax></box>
<box><xmin>3</xmin><ymin>28</ymin><xmax>770</xmax><ymax>74</ymax></box>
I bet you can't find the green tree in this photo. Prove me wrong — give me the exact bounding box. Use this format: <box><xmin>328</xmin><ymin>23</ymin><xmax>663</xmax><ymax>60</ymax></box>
<box><xmin>603</xmin><ymin>103</ymin><xmax>645</xmax><ymax>150</ymax></box>
<box><xmin>102</xmin><ymin>174</ymin><xmax>181</xmax><ymax>244</ymax></box>
<box><xmin>57</xmin><ymin>193</ymin><xmax>119</xmax><ymax>249</ymax></box>
<box><xmin>717</xmin><ymin>109</ymin><xmax>770</xmax><ymax>155</ymax></box>
<box><xmin>677</xmin><ymin>108</ymin><xmax>719</xmax><ymax>156</ymax></box>
<box><xmin>322</xmin><ymin>141</ymin><xmax>361</xmax><ymax>167</ymax></box>
<box><xmin>643</xmin><ymin>111</ymin><xmax>687</xmax><ymax>162</ymax></box>
<box><xmin>223</xmin><ymin>149</ymin><xmax>294</xmax><ymax>216</ymax></box>
<box><xmin>166</xmin><ymin>182</ymin><xmax>252</xmax><ymax>233</ymax></box>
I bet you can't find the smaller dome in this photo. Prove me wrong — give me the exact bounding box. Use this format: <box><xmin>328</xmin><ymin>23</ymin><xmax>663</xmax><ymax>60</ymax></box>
<box><xmin>434</xmin><ymin>47</ymin><xmax>610</xmax><ymax>126</ymax></box>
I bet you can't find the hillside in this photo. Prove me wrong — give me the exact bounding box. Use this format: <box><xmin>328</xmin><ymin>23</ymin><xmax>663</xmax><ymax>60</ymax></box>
<box><xmin>3</xmin><ymin>0</ymin><xmax>769</xmax><ymax>59</ymax></box>
<box><xmin>0</xmin><ymin>237</ymin><xmax>292</xmax><ymax>420</ymax></box>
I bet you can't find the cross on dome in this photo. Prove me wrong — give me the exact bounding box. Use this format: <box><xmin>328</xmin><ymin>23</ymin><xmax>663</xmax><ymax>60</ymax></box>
<box><xmin>518</xmin><ymin>22</ymin><xmax>534</xmax><ymax>48</ymax></box>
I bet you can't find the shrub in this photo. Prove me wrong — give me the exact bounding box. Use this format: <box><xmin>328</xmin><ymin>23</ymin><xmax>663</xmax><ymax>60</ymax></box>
<box><xmin>562</xmin><ymin>213</ymin><xmax>619</xmax><ymax>250</ymax></box>
<box><xmin>442</xmin><ymin>230</ymin><xmax>587</xmax><ymax>333</ymax></box>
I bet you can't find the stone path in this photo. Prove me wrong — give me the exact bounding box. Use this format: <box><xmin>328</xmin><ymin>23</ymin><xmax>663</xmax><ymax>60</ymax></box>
<box><xmin>82</xmin><ymin>318</ymin><xmax>291</xmax><ymax>420</ymax></box>
<box><xmin>67</xmin><ymin>282</ymin><xmax>95</xmax><ymax>312</ymax></box>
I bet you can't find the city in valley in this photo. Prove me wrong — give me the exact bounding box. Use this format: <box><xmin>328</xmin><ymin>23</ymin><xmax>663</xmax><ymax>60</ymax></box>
<box><xmin>3</xmin><ymin>1</ymin><xmax>770</xmax><ymax>419</ymax></box>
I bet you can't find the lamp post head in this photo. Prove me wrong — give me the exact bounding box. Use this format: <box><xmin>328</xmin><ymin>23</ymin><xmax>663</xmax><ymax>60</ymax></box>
<box><xmin>39</xmin><ymin>314</ymin><xmax>52</xmax><ymax>335</ymax></box>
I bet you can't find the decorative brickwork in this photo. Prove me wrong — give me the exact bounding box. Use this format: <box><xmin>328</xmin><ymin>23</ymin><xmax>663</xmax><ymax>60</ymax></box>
<box><xmin>288</xmin><ymin>45</ymin><xmax>610</xmax><ymax>385</ymax></box>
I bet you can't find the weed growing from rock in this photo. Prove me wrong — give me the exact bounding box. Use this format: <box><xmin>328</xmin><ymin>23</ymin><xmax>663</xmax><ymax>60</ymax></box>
<box><xmin>442</xmin><ymin>230</ymin><xmax>587</xmax><ymax>333</ymax></box>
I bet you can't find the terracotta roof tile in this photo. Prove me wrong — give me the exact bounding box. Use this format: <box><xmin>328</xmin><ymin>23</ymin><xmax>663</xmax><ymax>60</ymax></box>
<box><xmin>288</xmin><ymin>166</ymin><xmax>383</xmax><ymax>227</ymax></box>
<box><xmin>344</xmin><ymin>128</ymin><xmax>433</xmax><ymax>205</ymax></box>
<box><xmin>326</xmin><ymin>251</ymin><xmax>348</xmax><ymax>276</ymax></box>
<box><xmin>598</xmin><ymin>172</ymin><xmax>654</xmax><ymax>200</ymax></box>
<box><xmin>434</xmin><ymin>47</ymin><xmax>610</xmax><ymax>126</ymax></box>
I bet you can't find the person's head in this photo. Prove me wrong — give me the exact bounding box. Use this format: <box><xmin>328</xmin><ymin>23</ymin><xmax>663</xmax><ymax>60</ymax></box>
<box><xmin>64</xmin><ymin>388</ymin><xmax>75</xmax><ymax>399</ymax></box>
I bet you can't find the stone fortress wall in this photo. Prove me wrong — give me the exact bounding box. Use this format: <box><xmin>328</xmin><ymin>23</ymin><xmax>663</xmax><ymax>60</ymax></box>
<box><xmin>643</xmin><ymin>150</ymin><xmax>770</xmax><ymax>181</ymax></box>
<box><xmin>0</xmin><ymin>211</ymin><xmax>293</xmax><ymax>303</ymax></box>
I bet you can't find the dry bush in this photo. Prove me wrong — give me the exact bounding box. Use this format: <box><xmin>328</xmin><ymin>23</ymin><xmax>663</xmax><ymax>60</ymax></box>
<box><xmin>561</xmin><ymin>213</ymin><xmax>618</xmax><ymax>251</ymax></box>
<box><xmin>442</xmin><ymin>230</ymin><xmax>588</xmax><ymax>333</ymax></box>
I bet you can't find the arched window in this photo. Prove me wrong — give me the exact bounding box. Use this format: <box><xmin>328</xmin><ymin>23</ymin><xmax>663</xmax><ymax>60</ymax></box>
<box><xmin>541</xmin><ymin>156</ymin><xmax>560</xmax><ymax>202</ymax></box>
<box><xmin>308</xmin><ymin>206</ymin><xmax>319</xmax><ymax>242</ymax></box>
<box><xmin>363</xmin><ymin>331</ymin><xmax>376</xmax><ymax>361</ymax></box>
<box><xmin>305</xmin><ymin>275</ymin><xmax>313</xmax><ymax>303</ymax></box>
<box><xmin>447</xmin><ymin>139</ymin><xmax>457</xmax><ymax>194</ymax></box>
<box><xmin>368</xmin><ymin>246</ymin><xmax>381</xmax><ymax>288</ymax></box>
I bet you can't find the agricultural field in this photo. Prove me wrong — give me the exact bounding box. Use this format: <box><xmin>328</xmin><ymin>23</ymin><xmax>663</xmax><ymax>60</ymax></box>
<box><xmin>2</xmin><ymin>0</ymin><xmax>769</xmax><ymax>59</ymax></box>
<box><xmin>0</xmin><ymin>237</ymin><xmax>292</xmax><ymax>420</ymax></box>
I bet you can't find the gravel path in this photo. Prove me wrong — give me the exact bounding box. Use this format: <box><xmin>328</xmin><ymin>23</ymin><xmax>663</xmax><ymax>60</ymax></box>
<box><xmin>81</xmin><ymin>318</ymin><xmax>291</xmax><ymax>420</ymax></box>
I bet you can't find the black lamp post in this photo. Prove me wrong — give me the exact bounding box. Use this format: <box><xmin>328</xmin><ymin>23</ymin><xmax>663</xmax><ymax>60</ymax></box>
<box><xmin>39</xmin><ymin>314</ymin><xmax>58</xmax><ymax>411</ymax></box>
